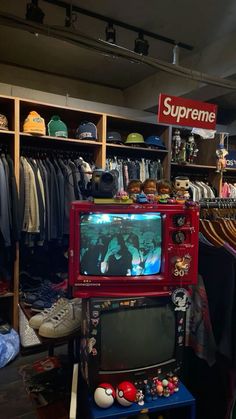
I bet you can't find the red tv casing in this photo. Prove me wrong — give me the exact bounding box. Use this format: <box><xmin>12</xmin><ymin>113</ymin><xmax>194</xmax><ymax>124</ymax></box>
<box><xmin>69</xmin><ymin>201</ymin><xmax>199</xmax><ymax>298</ymax></box>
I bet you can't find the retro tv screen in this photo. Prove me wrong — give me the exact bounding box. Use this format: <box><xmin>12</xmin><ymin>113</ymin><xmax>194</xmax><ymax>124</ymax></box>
<box><xmin>80</xmin><ymin>212</ymin><xmax>162</xmax><ymax>276</ymax></box>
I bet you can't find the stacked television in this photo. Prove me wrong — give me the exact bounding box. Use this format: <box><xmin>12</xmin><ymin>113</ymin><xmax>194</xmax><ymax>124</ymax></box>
<box><xmin>69</xmin><ymin>201</ymin><xmax>199</xmax><ymax>396</ymax></box>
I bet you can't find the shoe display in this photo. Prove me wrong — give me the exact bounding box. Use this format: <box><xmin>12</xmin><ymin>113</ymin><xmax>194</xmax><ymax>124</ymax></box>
<box><xmin>38</xmin><ymin>299</ymin><xmax>82</xmax><ymax>338</ymax></box>
<box><xmin>29</xmin><ymin>298</ymin><xmax>69</xmax><ymax>329</ymax></box>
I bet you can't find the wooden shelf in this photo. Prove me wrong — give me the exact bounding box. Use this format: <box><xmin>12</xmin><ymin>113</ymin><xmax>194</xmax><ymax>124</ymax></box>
<box><xmin>20</xmin><ymin>132</ymin><xmax>102</xmax><ymax>146</ymax></box>
<box><xmin>106</xmin><ymin>143</ymin><xmax>168</xmax><ymax>153</ymax></box>
<box><xmin>0</xmin><ymin>130</ymin><xmax>15</xmax><ymax>135</ymax></box>
<box><xmin>0</xmin><ymin>292</ymin><xmax>14</xmax><ymax>299</ymax></box>
<box><xmin>171</xmin><ymin>162</ymin><xmax>216</xmax><ymax>169</ymax></box>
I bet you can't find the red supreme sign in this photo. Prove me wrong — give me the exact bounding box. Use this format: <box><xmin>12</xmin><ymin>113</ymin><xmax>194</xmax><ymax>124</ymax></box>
<box><xmin>158</xmin><ymin>94</ymin><xmax>217</xmax><ymax>129</ymax></box>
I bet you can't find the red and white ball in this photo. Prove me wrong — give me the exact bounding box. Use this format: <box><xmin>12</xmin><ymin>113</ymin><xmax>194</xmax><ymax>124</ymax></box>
<box><xmin>116</xmin><ymin>381</ymin><xmax>137</xmax><ymax>406</ymax></box>
<box><xmin>94</xmin><ymin>383</ymin><xmax>115</xmax><ymax>408</ymax></box>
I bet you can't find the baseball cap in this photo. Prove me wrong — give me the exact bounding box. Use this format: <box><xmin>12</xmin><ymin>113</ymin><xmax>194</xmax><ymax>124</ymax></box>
<box><xmin>145</xmin><ymin>136</ymin><xmax>166</xmax><ymax>149</ymax></box>
<box><xmin>75</xmin><ymin>121</ymin><xmax>97</xmax><ymax>140</ymax></box>
<box><xmin>47</xmin><ymin>115</ymin><xmax>68</xmax><ymax>138</ymax></box>
<box><xmin>0</xmin><ymin>114</ymin><xmax>8</xmax><ymax>130</ymax></box>
<box><xmin>125</xmin><ymin>133</ymin><xmax>144</xmax><ymax>144</ymax></box>
<box><xmin>107</xmin><ymin>131</ymin><xmax>122</xmax><ymax>144</ymax></box>
<box><xmin>23</xmin><ymin>111</ymin><xmax>46</xmax><ymax>135</ymax></box>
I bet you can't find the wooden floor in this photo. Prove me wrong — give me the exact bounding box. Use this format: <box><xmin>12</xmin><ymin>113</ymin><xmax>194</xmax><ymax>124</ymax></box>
<box><xmin>0</xmin><ymin>346</ymin><xmax>68</xmax><ymax>419</ymax></box>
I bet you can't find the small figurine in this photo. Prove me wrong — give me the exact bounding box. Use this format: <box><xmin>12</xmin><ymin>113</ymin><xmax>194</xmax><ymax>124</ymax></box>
<box><xmin>216</xmin><ymin>133</ymin><xmax>228</xmax><ymax>173</ymax></box>
<box><xmin>136</xmin><ymin>192</ymin><xmax>148</xmax><ymax>204</ymax></box>
<box><xmin>156</xmin><ymin>179</ymin><xmax>172</xmax><ymax>203</ymax></box>
<box><xmin>127</xmin><ymin>179</ymin><xmax>142</xmax><ymax>199</ymax></box>
<box><xmin>142</xmin><ymin>178</ymin><xmax>157</xmax><ymax>195</ymax></box>
<box><xmin>115</xmin><ymin>191</ymin><xmax>129</xmax><ymax>201</ymax></box>
<box><xmin>174</xmin><ymin>176</ymin><xmax>190</xmax><ymax>203</ymax></box>
<box><xmin>178</xmin><ymin>138</ymin><xmax>187</xmax><ymax>164</ymax></box>
<box><xmin>136</xmin><ymin>389</ymin><xmax>145</xmax><ymax>406</ymax></box>
<box><xmin>172</xmin><ymin>129</ymin><xmax>182</xmax><ymax>162</ymax></box>
<box><xmin>186</xmin><ymin>134</ymin><xmax>199</xmax><ymax>164</ymax></box>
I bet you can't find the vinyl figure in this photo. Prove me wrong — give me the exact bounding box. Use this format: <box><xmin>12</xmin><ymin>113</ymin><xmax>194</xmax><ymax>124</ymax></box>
<box><xmin>216</xmin><ymin>144</ymin><xmax>228</xmax><ymax>173</ymax></box>
<box><xmin>174</xmin><ymin>176</ymin><xmax>190</xmax><ymax>202</ymax></box>
<box><xmin>186</xmin><ymin>134</ymin><xmax>199</xmax><ymax>164</ymax></box>
<box><xmin>172</xmin><ymin>129</ymin><xmax>182</xmax><ymax>162</ymax></box>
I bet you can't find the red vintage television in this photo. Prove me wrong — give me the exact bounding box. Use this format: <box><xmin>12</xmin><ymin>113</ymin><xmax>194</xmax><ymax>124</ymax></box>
<box><xmin>69</xmin><ymin>201</ymin><xmax>199</xmax><ymax>297</ymax></box>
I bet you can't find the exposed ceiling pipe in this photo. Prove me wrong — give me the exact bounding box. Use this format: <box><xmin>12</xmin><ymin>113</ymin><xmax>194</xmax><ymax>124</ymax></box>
<box><xmin>0</xmin><ymin>12</ymin><xmax>236</xmax><ymax>91</ymax></box>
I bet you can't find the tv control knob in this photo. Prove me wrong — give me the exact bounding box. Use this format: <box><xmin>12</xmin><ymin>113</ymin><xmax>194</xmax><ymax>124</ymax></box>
<box><xmin>173</xmin><ymin>215</ymin><xmax>186</xmax><ymax>227</ymax></box>
<box><xmin>172</xmin><ymin>230</ymin><xmax>186</xmax><ymax>244</ymax></box>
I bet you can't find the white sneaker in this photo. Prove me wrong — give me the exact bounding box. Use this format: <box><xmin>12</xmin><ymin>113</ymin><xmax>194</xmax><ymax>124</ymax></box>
<box><xmin>29</xmin><ymin>298</ymin><xmax>69</xmax><ymax>329</ymax></box>
<box><xmin>38</xmin><ymin>298</ymin><xmax>82</xmax><ymax>338</ymax></box>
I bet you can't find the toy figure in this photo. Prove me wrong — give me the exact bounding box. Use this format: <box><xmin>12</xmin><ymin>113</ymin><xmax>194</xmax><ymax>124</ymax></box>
<box><xmin>156</xmin><ymin>179</ymin><xmax>172</xmax><ymax>203</ymax></box>
<box><xmin>216</xmin><ymin>144</ymin><xmax>228</xmax><ymax>173</ymax></box>
<box><xmin>178</xmin><ymin>138</ymin><xmax>187</xmax><ymax>164</ymax></box>
<box><xmin>142</xmin><ymin>178</ymin><xmax>157</xmax><ymax>195</ymax></box>
<box><xmin>186</xmin><ymin>134</ymin><xmax>199</xmax><ymax>164</ymax></box>
<box><xmin>127</xmin><ymin>179</ymin><xmax>142</xmax><ymax>199</ymax></box>
<box><xmin>114</xmin><ymin>191</ymin><xmax>130</xmax><ymax>201</ymax></box>
<box><xmin>216</xmin><ymin>132</ymin><xmax>228</xmax><ymax>173</ymax></box>
<box><xmin>172</xmin><ymin>129</ymin><xmax>182</xmax><ymax>162</ymax></box>
<box><xmin>174</xmin><ymin>176</ymin><xmax>190</xmax><ymax>202</ymax></box>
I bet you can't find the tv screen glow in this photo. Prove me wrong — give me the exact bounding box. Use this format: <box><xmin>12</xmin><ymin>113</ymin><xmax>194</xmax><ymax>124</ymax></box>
<box><xmin>80</xmin><ymin>212</ymin><xmax>162</xmax><ymax>276</ymax></box>
<box><xmin>100</xmin><ymin>305</ymin><xmax>175</xmax><ymax>371</ymax></box>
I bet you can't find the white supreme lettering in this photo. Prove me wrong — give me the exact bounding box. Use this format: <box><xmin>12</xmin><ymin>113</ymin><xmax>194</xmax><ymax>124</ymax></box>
<box><xmin>162</xmin><ymin>96</ymin><xmax>216</xmax><ymax>124</ymax></box>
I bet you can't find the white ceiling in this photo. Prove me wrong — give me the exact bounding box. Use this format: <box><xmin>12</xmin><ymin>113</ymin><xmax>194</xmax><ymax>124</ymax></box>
<box><xmin>1</xmin><ymin>0</ymin><xmax>236</xmax><ymax>120</ymax></box>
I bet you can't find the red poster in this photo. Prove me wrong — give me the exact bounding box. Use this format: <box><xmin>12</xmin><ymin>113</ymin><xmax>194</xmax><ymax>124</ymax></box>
<box><xmin>158</xmin><ymin>94</ymin><xmax>217</xmax><ymax>129</ymax></box>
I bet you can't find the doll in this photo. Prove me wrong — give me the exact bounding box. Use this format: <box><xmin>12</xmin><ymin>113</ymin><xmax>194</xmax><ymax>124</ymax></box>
<box><xmin>156</xmin><ymin>179</ymin><xmax>172</xmax><ymax>203</ymax></box>
<box><xmin>142</xmin><ymin>179</ymin><xmax>158</xmax><ymax>202</ymax></box>
<box><xmin>174</xmin><ymin>176</ymin><xmax>190</xmax><ymax>203</ymax></box>
<box><xmin>171</xmin><ymin>129</ymin><xmax>182</xmax><ymax>162</ymax></box>
<box><xmin>216</xmin><ymin>144</ymin><xmax>228</xmax><ymax>173</ymax></box>
<box><xmin>127</xmin><ymin>179</ymin><xmax>142</xmax><ymax>200</ymax></box>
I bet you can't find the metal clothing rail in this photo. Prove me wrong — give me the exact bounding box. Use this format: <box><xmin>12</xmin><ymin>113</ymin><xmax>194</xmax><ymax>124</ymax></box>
<box><xmin>199</xmin><ymin>198</ymin><xmax>236</xmax><ymax>208</ymax></box>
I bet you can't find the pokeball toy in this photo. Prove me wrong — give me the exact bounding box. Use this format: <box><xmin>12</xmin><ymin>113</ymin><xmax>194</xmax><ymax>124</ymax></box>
<box><xmin>94</xmin><ymin>383</ymin><xmax>115</xmax><ymax>408</ymax></box>
<box><xmin>116</xmin><ymin>381</ymin><xmax>137</xmax><ymax>406</ymax></box>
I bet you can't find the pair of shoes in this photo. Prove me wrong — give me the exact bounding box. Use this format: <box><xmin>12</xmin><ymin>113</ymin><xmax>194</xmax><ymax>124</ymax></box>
<box><xmin>29</xmin><ymin>298</ymin><xmax>82</xmax><ymax>338</ymax></box>
<box><xmin>24</xmin><ymin>286</ymin><xmax>66</xmax><ymax>311</ymax></box>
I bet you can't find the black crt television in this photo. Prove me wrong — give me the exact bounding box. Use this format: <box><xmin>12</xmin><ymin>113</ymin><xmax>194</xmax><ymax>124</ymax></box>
<box><xmin>80</xmin><ymin>293</ymin><xmax>186</xmax><ymax>392</ymax></box>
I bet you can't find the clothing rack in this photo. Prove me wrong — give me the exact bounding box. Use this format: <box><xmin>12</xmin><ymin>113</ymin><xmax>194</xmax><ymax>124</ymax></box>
<box><xmin>20</xmin><ymin>145</ymin><xmax>94</xmax><ymax>162</ymax></box>
<box><xmin>199</xmin><ymin>198</ymin><xmax>236</xmax><ymax>208</ymax></box>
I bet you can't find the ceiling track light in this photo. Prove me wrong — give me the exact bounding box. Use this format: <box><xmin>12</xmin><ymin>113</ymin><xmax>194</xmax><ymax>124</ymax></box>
<box><xmin>26</xmin><ymin>0</ymin><xmax>45</xmax><ymax>24</ymax></box>
<box><xmin>106</xmin><ymin>22</ymin><xmax>116</xmax><ymax>44</ymax></box>
<box><xmin>134</xmin><ymin>32</ymin><xmax>149</xmax><ymax>56</ymax></box>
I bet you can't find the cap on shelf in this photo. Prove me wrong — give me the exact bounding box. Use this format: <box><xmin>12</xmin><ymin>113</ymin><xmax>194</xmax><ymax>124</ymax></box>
<box><xmin>47</xmin><ymin>115</ymin><xmax>68</xmax><ymax>138</ymax></box>
<box><xmin>107</xmin><ymin>131</ymin><xmax>122</xmax><ymax>144</ymax></box>
<box><xmin>125</xmin><ymin>132</ymin><xmax>144</xmax><ymax>144</ymax></box>
<box><xmin>75</xmin><ymin>121</ymin><xmax>97</xmax><ymax>140</ymax></box>
<box><xmin>145</xmin><ymin>135</ymin><xmax>166</xmax><ymax>149</ymax></box>
<box><xmin>23</xmin><ymin>111</ymin><xmax>46</xmax><ymax>135</ymax></box>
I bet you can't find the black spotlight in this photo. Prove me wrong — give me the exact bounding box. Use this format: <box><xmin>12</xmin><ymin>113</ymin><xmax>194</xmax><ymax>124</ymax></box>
<box><xmin>106</xmin><ymin>22</ymin><xmax>116</xmax><ymax>44</ymax></box>
<box><xmin>26</xmin><ymin>0</ymin><xmax>45</xmax><ymax>24</ymax></box>
<box><xmin>134</xmin><ymin>32</ymin><xmax>149</xmax><ymax>55</ymax></box>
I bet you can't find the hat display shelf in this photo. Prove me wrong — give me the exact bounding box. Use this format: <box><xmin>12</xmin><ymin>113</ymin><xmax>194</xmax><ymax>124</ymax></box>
<box><xmin>0</xmin><ymin>92</ymin><xmax>230</xmax><ymax>330</ymax></box>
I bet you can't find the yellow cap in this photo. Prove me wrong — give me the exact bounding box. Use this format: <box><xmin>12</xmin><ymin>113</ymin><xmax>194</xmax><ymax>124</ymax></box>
<box><xmin>23</xmin><ymin>111</ymin><xmax>46</xmax><ymax>135</ymax></box>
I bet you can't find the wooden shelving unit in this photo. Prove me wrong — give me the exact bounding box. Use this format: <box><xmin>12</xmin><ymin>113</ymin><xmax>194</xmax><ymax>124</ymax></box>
<box><xmin>0</xmin><ymin>93</ymin><xmax>229</xmax><ymax>329</ymax></box>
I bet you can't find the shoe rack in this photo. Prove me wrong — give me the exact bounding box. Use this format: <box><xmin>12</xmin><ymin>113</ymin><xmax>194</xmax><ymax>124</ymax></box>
<box><xmin>0</xmin><ymin>93</ymin><xmax>230</xmax><ymax>329</ymax></box>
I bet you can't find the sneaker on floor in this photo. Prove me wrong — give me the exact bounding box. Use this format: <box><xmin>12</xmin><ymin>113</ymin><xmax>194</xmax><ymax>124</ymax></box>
<box><xmin>38</xmin><ymin>298</ymin><xmax>82</xmax><ymax>338</ymax></box>
<box><xmin>29</xmin><ymin>298</ymin><xmax>69</xmax><ymax>329</ymax></box>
